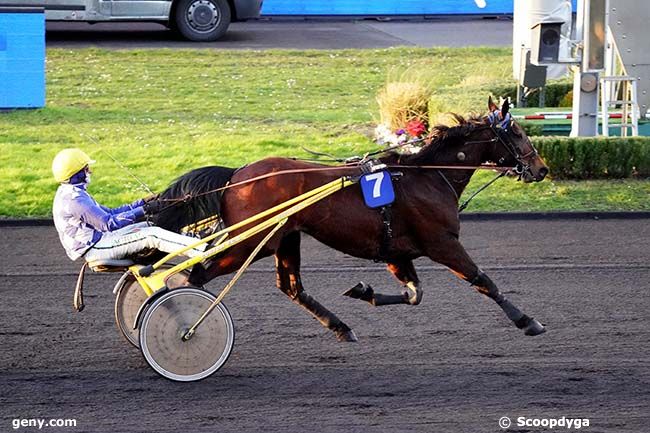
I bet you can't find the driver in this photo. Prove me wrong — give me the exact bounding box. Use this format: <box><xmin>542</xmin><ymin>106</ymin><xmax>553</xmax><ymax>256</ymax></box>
<box><xmin>51</xmin><ymin>148</ymin><xmax>206</xmax><ymax>263</ymax></box>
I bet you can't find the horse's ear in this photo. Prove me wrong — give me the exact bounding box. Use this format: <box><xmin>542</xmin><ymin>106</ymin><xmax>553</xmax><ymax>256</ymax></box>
<box><xmin>488</xmin><ymin>96</ymin><xmax>498</xmax><ymax>112</ymax></box>
<box><xmin>501</xmin><ymin>98</ymin><xmax>510</xmax><ymax>117</ymax></box>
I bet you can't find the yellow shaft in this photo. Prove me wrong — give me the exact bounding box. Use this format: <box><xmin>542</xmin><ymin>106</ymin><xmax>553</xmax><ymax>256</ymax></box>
<box><xmin>148</xmin><ymin>177</ymin><xmax>348</xmax><ymax>272</ymax></box>
<box><xmin>183</xmin><ymin>218</ymin><xmax>289</xmax><ymax>340</ymax></box>
<box><xmin>139</xmin><ymin>177</ymin><xmax>354</xmax><ymax>291</ymax></box>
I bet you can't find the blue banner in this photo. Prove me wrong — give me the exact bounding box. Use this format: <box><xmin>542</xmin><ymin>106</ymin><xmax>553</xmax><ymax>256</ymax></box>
<box><xmin>262</xmin><ymin>0</ymin><xmax>578</xmax><ymax>16</ymax></box>
<box><xmin>0</xmin><ymin>11</ymin><xmax>45</xmax><ymax>108</ymax></box>
<box><xmin>263</xmin><ymin>0</ymin><xmax>513</xmax><ymax>15</ymax></box>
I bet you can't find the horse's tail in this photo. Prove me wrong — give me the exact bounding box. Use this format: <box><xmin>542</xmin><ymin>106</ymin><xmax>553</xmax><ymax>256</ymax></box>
<box><xmin>154</xmin><ymin>165</ymin><xmax>237</xmax><ymax>233</ymax></box>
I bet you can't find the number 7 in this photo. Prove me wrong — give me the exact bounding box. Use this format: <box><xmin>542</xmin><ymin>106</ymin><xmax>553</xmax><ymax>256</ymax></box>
<box><xmin>365</xmin><ymin>172</ymin><xmax>384</xmax><ymax>198</ymax></box>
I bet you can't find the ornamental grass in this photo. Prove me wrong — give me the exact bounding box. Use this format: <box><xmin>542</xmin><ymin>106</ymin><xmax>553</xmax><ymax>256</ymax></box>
<box><xmin>376</xmin><ymin>78</ymin><xmax>433</xmax><ymax>131</ymax></box>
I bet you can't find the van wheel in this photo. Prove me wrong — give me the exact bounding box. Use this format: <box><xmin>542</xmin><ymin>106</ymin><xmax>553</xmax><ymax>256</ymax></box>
<box><xmin>174</xmin><ymin>0</ymin><xmax>231</xmax><ymax>42</ymax></box>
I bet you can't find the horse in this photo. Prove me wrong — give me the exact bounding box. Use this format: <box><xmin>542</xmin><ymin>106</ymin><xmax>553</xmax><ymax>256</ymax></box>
<box><xmin>153</xmin><ymin>98</ymin><xmax>549</xmax><ymax>342</ymax></box>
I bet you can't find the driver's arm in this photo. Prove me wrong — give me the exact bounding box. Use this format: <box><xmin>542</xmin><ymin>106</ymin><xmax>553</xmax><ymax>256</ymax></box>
<box><xmin>70</xmin><ymin>192</ymin><xmax>145</xmax><ymax>232</ymax></box>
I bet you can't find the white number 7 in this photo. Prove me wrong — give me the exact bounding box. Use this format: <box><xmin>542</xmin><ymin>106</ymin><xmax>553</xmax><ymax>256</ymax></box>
<box><xmin>365</xmin><ymin>172</ymin><xmax>385</xmax><ymax>198</ymax></box>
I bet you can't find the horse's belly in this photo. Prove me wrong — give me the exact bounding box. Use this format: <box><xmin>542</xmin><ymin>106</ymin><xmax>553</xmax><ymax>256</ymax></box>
<box><xmin>305</xmin><ymin>228</ymin><xmax>380</xmax><ymax>261</ymax></box>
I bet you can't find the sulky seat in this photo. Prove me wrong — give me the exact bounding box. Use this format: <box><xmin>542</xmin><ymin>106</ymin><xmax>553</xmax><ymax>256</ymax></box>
<box><xmin>87</xmin><ymin>259</ymin><xmax>135</xmax><ymax>273</ymax></box>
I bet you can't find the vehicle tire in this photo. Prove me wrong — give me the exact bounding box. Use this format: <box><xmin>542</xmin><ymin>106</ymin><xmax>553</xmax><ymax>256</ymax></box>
<box><xmin>114</xmin><ymin>265</ymin><xmax>191</xmax><ymax>348</ymax></box>
<box><xmin>139</xmin><ymin>288</ymin><xmax>235</xmax><ymax>382</ymax></box>
<box><xmin>174</xmin><ymin>0</ymin><xmax>231</xmax><ymax>42</ymax></box>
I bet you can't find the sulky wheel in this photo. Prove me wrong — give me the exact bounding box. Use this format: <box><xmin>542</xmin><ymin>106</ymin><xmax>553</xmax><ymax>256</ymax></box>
<box><xmin>139</xmin><ymin>287</ymin><xmax>235</xmax><ymax>382</ymax></box>
<box><xmin>114</xmin><ymin>265</ymin><xmax>190</xmax><ymax>348</ymax></box>
<box><xmin>173</xmin><ymin>0</ymin><xmax>231</xmax><ymax>42</ymax></box>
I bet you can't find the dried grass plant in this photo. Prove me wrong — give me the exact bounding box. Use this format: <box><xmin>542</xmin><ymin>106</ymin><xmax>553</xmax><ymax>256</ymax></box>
<box><xmin>376</xmin><ymin>72</ymin><xmax>433</xmax><ymax>131</ymax></box>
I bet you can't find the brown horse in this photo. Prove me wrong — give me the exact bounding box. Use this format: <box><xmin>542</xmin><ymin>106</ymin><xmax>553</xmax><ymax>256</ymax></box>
<box><xmin>155</xmin><ymin>99</ymin><xmax>549</xmax><ymax>342</ymax></box>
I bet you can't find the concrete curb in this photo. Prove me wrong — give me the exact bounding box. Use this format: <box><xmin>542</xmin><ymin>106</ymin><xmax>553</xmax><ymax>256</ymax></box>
<box><xmin>2</xmin><ymin>211</ymin><xmax>649</xmax><ymax>227</ymax></box>
<box><xmin>459</xmin><ymin>211</ymin><xmax>650</xmax><ymax>221</ymax></box>
<box><xmin>0</xmin><ymin>219</ymin><xmax>54</xmax><ymax>227</ymax></box>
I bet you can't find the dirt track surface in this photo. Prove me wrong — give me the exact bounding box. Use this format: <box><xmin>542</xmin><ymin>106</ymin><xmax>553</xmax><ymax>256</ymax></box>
<box><xmin>1</xmin><ymin>218</ymin><xmax>649</xmax><ymax>433</ymax></box>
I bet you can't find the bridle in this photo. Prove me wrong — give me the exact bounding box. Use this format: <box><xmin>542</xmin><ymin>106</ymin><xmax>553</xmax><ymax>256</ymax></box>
<box><xmin>486</xmin><ymin>110</ymin><xmax>538</xmax><ymax>179</ymax></box>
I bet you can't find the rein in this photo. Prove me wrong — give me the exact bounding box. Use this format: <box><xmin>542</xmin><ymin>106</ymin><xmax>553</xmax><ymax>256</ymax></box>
<box><xmin>385</xmin><ymin>164</ymin><xmax>512</xmax><ymax>171</ymax></box>
<box><xmin>159</xmin><ymin>119</ymin><xmax>527</xmax><ymax>212</ymax></box>
<box><xmin>159</xmin><ymin>165</ymin><xmax>361</xmax><ymax>206</ymax></box>
<box><xmin>158</xmin><ymin>161</ymin><xmax>514</xmax><ymax>215</ymax></box>
<box><xmin>298</xmin><ymin>137</ymin><xmax>428</xmax><ymax>164</ymax></box>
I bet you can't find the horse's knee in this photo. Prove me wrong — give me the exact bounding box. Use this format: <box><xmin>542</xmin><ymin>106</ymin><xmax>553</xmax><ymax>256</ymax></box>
<box><xmin>276</xmin><ymin>274</ymin><xmax>302</xmax><ymax>300</ymax></box>
<box><xmin>279</xmin><ymin>284</ymin><xmax>301</xmax><ymax>301</ymax></box>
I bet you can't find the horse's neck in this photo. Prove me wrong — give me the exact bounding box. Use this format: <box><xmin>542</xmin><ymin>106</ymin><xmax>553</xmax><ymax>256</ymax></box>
<box><xmin>433</xmin><ymin>130</ymin><xmax>491</xmax><ymax>199</ymax></box>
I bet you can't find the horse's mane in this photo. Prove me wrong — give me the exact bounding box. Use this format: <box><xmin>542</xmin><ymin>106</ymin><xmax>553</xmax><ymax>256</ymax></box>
<box><xmin>154</xmin><ymin>165</ymin><xmax>236</xmax><ymax>232</ymax></box>
<box><xmin>383</xmin><ymin>113</ymin><xmax>486</xmax><ymax>165</ymax></box>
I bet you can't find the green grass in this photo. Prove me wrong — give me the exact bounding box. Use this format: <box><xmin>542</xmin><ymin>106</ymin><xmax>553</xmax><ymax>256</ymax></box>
<box><xmin>462</xmin><ymin>171</ymin><xmax>650</xmax><ymax>212</ymax></box>
<box><xmin>1</xmin><ymin>47</ymin><xmax>648</xmax><ymax>217</ymax></box>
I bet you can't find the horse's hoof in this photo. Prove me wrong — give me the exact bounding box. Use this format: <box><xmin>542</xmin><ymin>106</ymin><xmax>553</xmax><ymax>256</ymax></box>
<box><xmin>343</xmin><ymin>282</ymin><xmax>374</xmax><ymax>303</ymax></box>
<box><xmin>336</xmin><ymin>330</ymin><xmax>359</xmax><ymax>342</ymax></box>
<box><xmin>523</xmin><ymin>318</ymin><xmax>546</xmax><ymax>336</ymax></box>
<box><xmin>402</xmin><ymin>287</ymin><xmax>423</xmax><ymax>305</ymax></box>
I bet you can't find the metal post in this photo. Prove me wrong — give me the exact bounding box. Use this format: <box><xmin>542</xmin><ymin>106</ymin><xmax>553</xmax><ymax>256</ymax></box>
<box><xmin>622</xmin><ymin>80</ymin><xmax>629</xmax><ymax>137</ymax></box>
<box><xmin>571</xmin><ymin>0</ymin><xmax>606</xmax><ymax>137</ymax></box>
<box><xmin>571</xmin><ymin>71</ymin><xmax>600</xmax><ymax>136</ymax></box>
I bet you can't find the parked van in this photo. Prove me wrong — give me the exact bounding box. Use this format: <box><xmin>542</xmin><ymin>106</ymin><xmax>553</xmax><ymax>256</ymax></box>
<box><xmin>15</xmin><ymin>0</ymin><xmax>262</xmax><ymax>41</ymax></box>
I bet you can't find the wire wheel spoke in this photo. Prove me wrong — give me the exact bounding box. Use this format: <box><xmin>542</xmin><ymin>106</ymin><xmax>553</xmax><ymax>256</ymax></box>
<box><xmin>114</xmin><ymin>265</ymin><xmax>191</xmax><ymax>348</ymax></box>
<box><xmin>139</xmin><ymin>287</ymin><xmax>234</xmax><ymax>382</ymax></box>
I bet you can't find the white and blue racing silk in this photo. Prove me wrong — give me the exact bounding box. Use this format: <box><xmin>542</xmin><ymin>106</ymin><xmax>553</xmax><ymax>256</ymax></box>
<box><xmin>52</xmin><ymin>183</ymin><xmax>145</xmax><ymax>260</ymax></box>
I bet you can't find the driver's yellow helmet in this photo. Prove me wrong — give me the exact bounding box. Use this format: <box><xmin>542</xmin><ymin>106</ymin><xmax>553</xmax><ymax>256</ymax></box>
<box><xmin>52</xmin><ymin>148</ymin><xmax>95</xmax><ymax>183</ymax></box>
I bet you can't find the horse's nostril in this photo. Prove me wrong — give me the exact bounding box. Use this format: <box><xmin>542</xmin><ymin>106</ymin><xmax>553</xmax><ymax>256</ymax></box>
<box><xmin>538</xmin><ymin>167</ymin><xmax>549</xmax><ymax>179</ymax></box>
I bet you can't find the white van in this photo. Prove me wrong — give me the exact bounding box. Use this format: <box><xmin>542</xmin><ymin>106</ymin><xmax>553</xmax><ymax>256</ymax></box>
<box><xmin>14</xmin><ymin>0</ymin><xmax>262</xmax><ymax>41</ymax></box>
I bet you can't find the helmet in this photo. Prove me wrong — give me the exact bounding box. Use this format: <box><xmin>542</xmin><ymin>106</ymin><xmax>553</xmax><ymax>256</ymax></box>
<box><xmin>52</xmin><ymin>148</ymin><xmax>95</xmax><ymax>183</ymax></box>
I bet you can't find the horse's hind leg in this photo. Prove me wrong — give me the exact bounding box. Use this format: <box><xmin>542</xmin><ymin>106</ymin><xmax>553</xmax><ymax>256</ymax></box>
<box><xmin>343</xmin><ymin>259</ymin><xmax>422</xmax><ymax>306</ymax></box>
<box><xmin>428</xmin><ymin>235</ymin><xmax>546</xmax><ymax>336</ymax></box>
<box><xmin>276</xmin><ymin>232</ymin><xmax>358</xmax><ymax>342</ymax></box>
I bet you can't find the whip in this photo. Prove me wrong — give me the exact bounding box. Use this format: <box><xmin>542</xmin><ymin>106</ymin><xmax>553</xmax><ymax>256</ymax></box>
<box><xmin>62</xmin><ymin>118</ymin><xmax>155</xmax><ymax>195</ymax></box>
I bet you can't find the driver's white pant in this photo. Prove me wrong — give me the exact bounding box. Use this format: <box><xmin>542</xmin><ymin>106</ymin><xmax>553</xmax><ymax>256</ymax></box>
<box><xmin>83</xmin><ymin>222</ymin><xmax>206</xmax><ymax>262</ymax></box>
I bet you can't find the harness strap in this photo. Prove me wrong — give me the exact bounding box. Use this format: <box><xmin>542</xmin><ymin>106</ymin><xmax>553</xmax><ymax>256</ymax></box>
<box><xmin>458</xmin><ymin>170</ymin><xmax>507</xmax><ymax>213</ymax></box>
<box><xmin>436</xmin><ymin>170</ymin><xmax>459</xmax><ymax>201</ymax></box>
<box><xmin>377</xmin><ymin>205</ymin><xmax>393</xmax><ymax>262</ymax></box>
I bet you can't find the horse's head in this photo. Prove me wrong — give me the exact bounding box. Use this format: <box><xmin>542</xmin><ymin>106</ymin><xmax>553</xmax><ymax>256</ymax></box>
<box><xmin>486</xmin><ymin>97</ymin><xmax>548</xmax><ymax>182</ymax></box>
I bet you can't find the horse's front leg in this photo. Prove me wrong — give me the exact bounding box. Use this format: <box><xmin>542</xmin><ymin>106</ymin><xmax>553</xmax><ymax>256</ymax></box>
<box><xmin>388</xmin><ymin>259</ymin><xmax>423</xmax><ymax>305</ymax></box>
<box><xmin>343</xmin><ymin>259</ymin><xmax>422</xmax><ymax>306</ymax></box>
<box><xmin>428</xmin><ymin>235</ymin><xmax>546</xmax><ymax>336</ymax></box>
